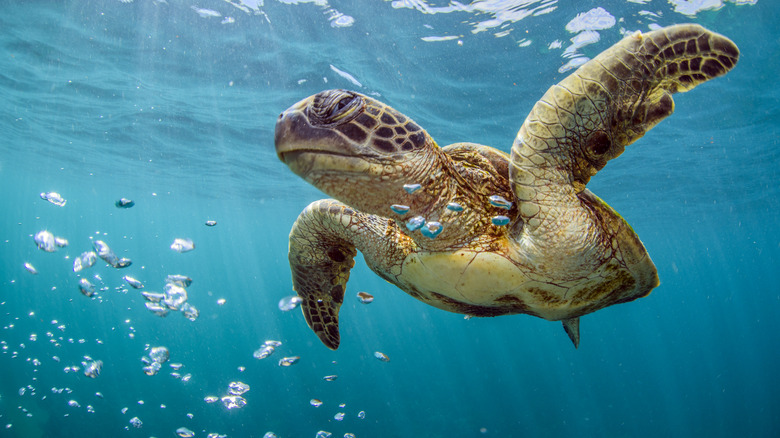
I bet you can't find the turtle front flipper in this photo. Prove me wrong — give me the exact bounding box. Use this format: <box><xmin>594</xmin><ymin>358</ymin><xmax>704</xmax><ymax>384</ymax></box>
<box><xmin>288</xmin><ymin>199</ymin><xmax>406</xmax><ymax>349</ymax></box>
<box><xmin>510</xmin><ymin>24</ymin><xmax>739</xmax><ymax>231</ymax></box>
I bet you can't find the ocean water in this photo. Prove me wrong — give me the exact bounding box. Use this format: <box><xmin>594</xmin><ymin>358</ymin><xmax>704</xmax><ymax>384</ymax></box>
<box><xmin>1</xmin><ymin>1</ymin><xmax>778</xmax><ymax>437</ymax></box>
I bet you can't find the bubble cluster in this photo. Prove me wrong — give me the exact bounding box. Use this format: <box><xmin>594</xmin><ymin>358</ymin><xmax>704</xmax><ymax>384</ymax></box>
<box><xmin>115</xmin><ymin>198</ymin><xmax>135</xmax><ymax>208</ymax></box>
<box><xmin>78</xmin><ymin>278</ymin><xmax>96</xmax><ymax>297</ymax></box>
<box><xmin>228</xmin><ymin>381</ymin><xmax>250</xmax><ymax>395</ymax></box>
<box><xmin>278</xmin><ymin>356</ymin><xmax>300</xmax><ymax>367</ymax></box>
<box><xmin>447</xmin><ymin>202</ymin><xmax>464</xmax><ymax>212</ymax></box>
<box><xmin>405</xmin><ymin>216</ymin><xmax>425</xmax><ymax>232</ymax></box>
<box><xmin>139</xmin><ymin>274</ymin><xmax>199</xmax><ymax>320</ymax></box>
<box><xmin>129</xmin><ymin>417</ymin><xmax>143</xmax><ymax>428</ymax></box>
<box><xmin>356</xmin><ymin>291</ymin><xmax>374</xmax><ymax>304</ymax></box>
<box><xmin>421</xmin><ymin>221</ymin><xmax>443</xmax><ymax>239</ymax></box>
<box><xmin>176</xmin><ymin>427</ymin><xmax>196</xmax><ymax>437</ymax></box>
<box><xmin>390</xmin><ymin>204</ymin><xmax>410</xmax><ymax>215</ymax></box>
<box><xmin>221</xmin><ymin>395</ymin><xmax>247</xmax><ymax>410</ymax></box>
<box><xmin>40</xmin><ymin>191</ymin><xmax>67</xmax><ymax>206</ymax></box>
<box><xmin>23</xmin><ymin>262</ymin><xmax>38</xmax><ymax>275</ymax></box>
<box><xmin>491</xmin><ymin>215</ymin><xmax>510</xmax><ymax>226</ymax></box>
<box><xmin>488</xmin><ymin>195</ymin><xmax>513</xmax><ymax>210</ymax></box>
<box><xmin>142</xmin><ymin>346</ymin><xmax>170</xmax><ymax>376</ymax></box>
<box><xmin>82</xmin><ymin>358</ymin><xmax>103</xmax><ymax>378</ymax></box>
<box><xmin>254</xmin><ymin>340</ymin><xmax>281</xmax><ymax>360</ymax></box>
<box><xmin>403</xmin><ymin>183</ymin><xmax>422</xmax><ymax>194</ymax></box>
<box><xmin>73</xmin><ymin>251</ymin><xmax>97</xmax><ymax>273</ymax></box>
<box><xmin>34</xmin><ymin>230</ymin><xmax>65</xmax><ymax>252</ymax></box>
<box><xmin>123</xmin><ymin>275</ymin><xmax>143</xmax><ymax>289</ymax></box>
<box><xmin>11</xmin><ymin>189</ymin><xmax>376</xmax><ymax>436</ymax></box>
<box><xmin>278</xmin><ymin>295</ymin><xmax>303</xmax><ymax>311</ymax></box>
<box><xmin>170</xmin><ymin>238</ymin><xmax>195</xmax><ymax>253</ymax></box>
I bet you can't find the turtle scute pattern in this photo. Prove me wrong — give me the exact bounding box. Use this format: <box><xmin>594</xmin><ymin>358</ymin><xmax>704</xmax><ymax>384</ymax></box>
<box><xmin>320</xmin><ymin>91</ymin><xmax>428</xmax><ymax>155</ymax></box>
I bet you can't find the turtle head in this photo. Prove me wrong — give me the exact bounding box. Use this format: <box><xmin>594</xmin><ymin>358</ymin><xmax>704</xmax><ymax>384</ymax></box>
<box><xmin>275</xmin><ymin>90</ymin><xmax>444</xmax><ymax>214</ymax></box>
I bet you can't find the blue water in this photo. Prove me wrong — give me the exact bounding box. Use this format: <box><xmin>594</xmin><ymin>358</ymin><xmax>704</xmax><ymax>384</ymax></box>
<box><xmin>1</xmin><ymin>1</ymin><xmax>778</xmax><ymax>437</ymax></box>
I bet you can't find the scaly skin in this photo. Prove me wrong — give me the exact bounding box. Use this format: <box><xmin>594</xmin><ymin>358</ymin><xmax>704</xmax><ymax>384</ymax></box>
<box><xmin>287</xmin><ymin>200</ymin><xmax>407</xmax><ymax>349</ymax></box>
<box><xmin>275</xmin><ymin>24</ymin><xmax>739</xmax><ymax>350</ymax></box>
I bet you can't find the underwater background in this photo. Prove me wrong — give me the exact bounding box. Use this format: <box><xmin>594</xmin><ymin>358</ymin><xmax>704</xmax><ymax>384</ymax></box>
<box><xmin>1</xmin><ymin>1</ymin><xmax>778</xmax><ymax>437</ymax></box>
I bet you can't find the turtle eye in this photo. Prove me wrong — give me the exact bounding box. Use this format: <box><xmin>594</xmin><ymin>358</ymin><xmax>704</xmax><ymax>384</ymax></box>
<box><xmin>332</xmin><ymin>96</ymin><xmax>355</xmax><ymax>116</ymax></box>
<box><xmin>328</xmin><ymin>94</ymin><xmax>361</xmax><ymax>122</ymax></box>
<box><xmin>310</xmin><ymin>90</ymin><xmax>363</xmax><ymax>125</ymax></box>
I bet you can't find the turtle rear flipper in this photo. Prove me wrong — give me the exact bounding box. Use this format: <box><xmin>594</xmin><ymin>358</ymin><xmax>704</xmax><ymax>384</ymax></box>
<box><xmin>510</xmin><ymin>24</ymin><xmax>739</xmax><ymax>230</ymax></box>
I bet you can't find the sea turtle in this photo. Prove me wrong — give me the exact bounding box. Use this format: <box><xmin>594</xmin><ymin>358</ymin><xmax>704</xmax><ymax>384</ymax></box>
<box><xmin>274</xmin><ymin>24</ymin><xmax>739</xmax><ymax>350</ymax></box>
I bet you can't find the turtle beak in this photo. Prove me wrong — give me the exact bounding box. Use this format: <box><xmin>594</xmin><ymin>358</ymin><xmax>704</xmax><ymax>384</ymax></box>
<box><xmin>275</xmin><ymin>97</ymin><xmax>311</xmax><ymax>163</ymax></box>
<box><xmin>274</xmin><ymin>108</ymin><xmax>318</xmax><ymax>178</ymax></box>
<box><xmin>275</xmin><ymin>96</ymin><xmax>355</xmax><ymax>164</ymax></box>
<box><xmin>276</xmin><ymin>96</ymin><xmax>370</xmax><ymax>182</ymax></box>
